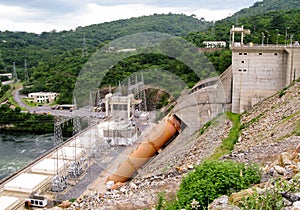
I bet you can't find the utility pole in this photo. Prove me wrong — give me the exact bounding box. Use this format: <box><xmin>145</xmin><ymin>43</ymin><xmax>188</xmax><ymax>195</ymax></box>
<box><xmin>290</xmin><ymin>34</ymin><xmax>294</xmax><ymax>45</ymax></box>
<box><xmin>276</xmin><ymin>29</ymin><xmax>279</xmax><ymax>45</ymax></box>
<box><xmin>285</xmin><ymin>27</ymin><xmax>290</xmax><ymax>46</ymax></box>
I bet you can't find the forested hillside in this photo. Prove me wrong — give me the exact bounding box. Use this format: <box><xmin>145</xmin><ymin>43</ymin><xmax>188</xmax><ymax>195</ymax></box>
<box><xmin>0</xmin><ymin>14</ymin><xmax>211</xmax><ymax>103</ymax></box>
<box><xmin>1</xmin><ymin>0</ymin><xmax>300</xmax><ymax>104</ymax></box>
<box><xmin>211</xmin><ymin>0</ymin><xmax>300</xmax><ymax>44</ymax></box>
<box><xmin>214</xmin><ymin>8</ymin><xmax>300</xmax><ymax>44</ymax></box>
<box><xmin>0</xmin><ymin>14</ymin><xmax>208</xmax><ymax>70</ymax></box>
<box><xmin>229</xmin><ymin>0</ymin><xmax>300</xmax><ymax>22</ymax></box>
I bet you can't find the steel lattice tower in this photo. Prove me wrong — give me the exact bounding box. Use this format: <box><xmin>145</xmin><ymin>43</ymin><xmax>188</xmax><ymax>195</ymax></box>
<box><xmin>12</xmin><ymin>62</ymin><xmax>18</xmax><ymax>80</ymax></box>
<box><xmin>24</xmin><ymin>59</ymin><xmax>29</xmax><ymax>82</ymax></box>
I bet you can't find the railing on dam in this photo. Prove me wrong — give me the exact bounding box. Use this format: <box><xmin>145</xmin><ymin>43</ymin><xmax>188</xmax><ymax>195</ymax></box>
<box><xmin>231</xmin><ymin>43</ymin><xmax>300</xmax><ymax>50</ymax></box>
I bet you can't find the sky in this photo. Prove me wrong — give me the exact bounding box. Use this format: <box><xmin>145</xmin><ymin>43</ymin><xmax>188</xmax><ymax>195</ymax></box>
<box><xmin>0</xmin><ymin>0</ymin><xmax>258</xmax><ymax>34</ymax></box>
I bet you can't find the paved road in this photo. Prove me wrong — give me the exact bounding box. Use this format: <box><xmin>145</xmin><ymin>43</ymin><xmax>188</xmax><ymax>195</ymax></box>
<box><xmin>12</xmin><ymin>86</ymin><xmax>106</xmax><ymax>119</ymax></box>
<box><xmin>1</xmin><ymin>80</ymin><xmax>14</xmax><ymax>86</ymax></box>
<box><xmin>58</xmin><ymin>163</ymin><xmax>103</xmax><ymax>201</ymax></box>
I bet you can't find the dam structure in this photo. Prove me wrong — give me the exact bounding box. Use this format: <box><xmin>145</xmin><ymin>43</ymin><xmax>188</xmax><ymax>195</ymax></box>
<box><xmin>1</xmin><ymin>26</ymin><xmax>300</xmax><ymax>209</ymax></box>
<box><xmin>230</xmin><ymin>25</ymin><xmax>300</xmax><ymax>113</ymax></box>
<box><xmin>231</xmin><ymin>44</ymin><xmax>300</xmax><ymax>113</ymax></box>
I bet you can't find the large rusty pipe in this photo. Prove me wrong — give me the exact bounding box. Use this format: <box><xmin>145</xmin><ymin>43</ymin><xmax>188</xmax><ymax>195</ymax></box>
<box><xmin>107</xmin><ymin>114</ymin><xmax>181</xmax><ymax>183</ymax></box>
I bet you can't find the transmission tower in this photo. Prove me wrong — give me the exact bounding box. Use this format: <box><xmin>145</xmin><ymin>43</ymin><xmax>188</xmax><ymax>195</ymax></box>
<box><xmin>24</xmin><ymin>59</ymin><xmax>29</xmax><ymax>82</ymax></box>
<box><xmin>88</xmin><ymin>91</ymin><xmax>94</xmax><ymax>126</ymax></box>
<box><xmin>72</xmin><ymin>97</ymin><xmax>81</xmax><ymax>134</ymax></box>
<box><xmin>82</xmin><ymin>34</ymin><xmax>87</xmax><ymax>57</ymax></box>
<box><xmin>54</xmin><ymin>117</ymin><xmax>64</xmax><ymax>146</ymax></box>
<box><xmin>140</xmin><ymin>73</ymin><xmax>147</xmax><ymax>112</ymax></box>
<box><xmin>128</xmin><ymin>74</ymin><xmax>147</xmax><ymax>112</ymax></box>
<box><xmin>128</xmin><ymin>77</ymin><xmax>132</xmax><ymax>95</ymax></box>
<box><xmin>52</xmin><ymin>116</ymin><xmax>68</xmax><ymax>193</ymax></box>
<box><xmin>96</xmin><ymin>89</ymin><xmax>100</xmax><ymax>107</ymax></box>
<box><xmin>12</xmin><ymin>62</ymin><xmax>18</xmax><ymax>80</ymax></box>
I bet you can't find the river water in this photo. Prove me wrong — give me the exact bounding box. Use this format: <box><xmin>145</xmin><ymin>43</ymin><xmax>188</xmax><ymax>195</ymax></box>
<box><xmin>0</xmin><ymin>132</ymin><xmax>54</xmax><ymax>180</ymax></box>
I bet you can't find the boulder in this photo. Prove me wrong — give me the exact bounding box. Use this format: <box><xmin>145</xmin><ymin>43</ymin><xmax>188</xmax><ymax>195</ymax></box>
<box><xmin>208</xmin><ymin>195</ymin><xmax>240</xmax><ymax>210</ymax></box>
<box><xmin>274</xmin><ymin>165</ymin><xmax>286</xmax><ymax>175</ymax></box>
<box><xmin>293</xmin><ymin>201</ymin><xmax>300</xmax><ymax>209</ymax></box>
<box><xmin>278</xmin><ymin>152</ymin><xmax>293</xmax><ymax>167</ymax></box>
<box><xmin>111</xmin><ymin>182</ymin><xmax>123</xmax><ymax>190</ymax></box>
<box><xmin>229</xmin><ymin>189</ymin><xmax>254</xmax><ymax>204</ymax></box>
<box><xmin>106</xmin><ymin>180</ymin><xmax>114</xmax><ymax>190</ymax></box>
<box><xmin>58</xmin><ymin>200</ymin><xmax>71</xmax><ymax>208</ymax></box>
<box><xmin>291</xmin><ymin>143</ymin><xmax>300</xmax><ymax>160</ymax></box>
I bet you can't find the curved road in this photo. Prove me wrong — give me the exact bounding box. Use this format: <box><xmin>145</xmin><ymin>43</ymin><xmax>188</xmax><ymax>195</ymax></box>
<box><xmin>13</xmin><ymin>87</ymin><xmax>73</xmax><ymax>117</ymax></box>
<box><xmin>13</xmin><ymin>86</ymin><xmax>105</xmax><ymax>119</ymax></box>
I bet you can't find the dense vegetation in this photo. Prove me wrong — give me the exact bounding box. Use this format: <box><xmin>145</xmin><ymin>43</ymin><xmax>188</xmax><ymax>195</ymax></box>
<box><xmin>0</xmin><ymin>14</ymin><xmax>209</xmax><ymax>68</ymax></box>
<box><xmin>161</xmin><ymin>160</ymin><xmax>261</xmax><ymax>210</ymax></box>
<box><xmin>0</xmin><ymin>83</ymin><xmax>10</xmax><ymax>99</ymax></box>
<box><xmin>0</xmin><ymin>14</ymin><xmax>213</xmax><ymax>103</ymax></box>
<box><xmin>20</xmin><ymin>49</ymin><xmax>89</xmax><ymax>104</ymax></box>
<box><xmin>0</xmin><ymin>104</ymin><xmax>54</xmax><ymax>133</ymax></box>
<box><xmin>228</xmin><ymin>0</ymin><xmax>300</xmax><ymax>23</ymax></box>
<box><xmin>2</xmin><ymin>0</ymin><xmax>300</xmax><ymax>104</ymax></box>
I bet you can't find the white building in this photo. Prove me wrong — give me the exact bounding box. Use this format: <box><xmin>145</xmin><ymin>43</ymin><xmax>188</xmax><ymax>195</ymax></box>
<box><xmin>28</xmin><ymin>92</ymin><xmax>58</xmax><ymax>103</ymax></box>
<box><xmin>203</xmin><ymin>41</ymin><xmax>226</xmax><ymax>48</ymax></box>
<box><xmin>0</xmin><ymin>73</ymin><xmax>13</xmax><ymax>79</ymax></box>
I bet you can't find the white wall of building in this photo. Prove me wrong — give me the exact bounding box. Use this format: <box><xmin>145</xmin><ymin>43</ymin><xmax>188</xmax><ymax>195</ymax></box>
<box><xmin>232</xmin><ymin>47</ymin><xmax>287</xmax><ymax>113</ymax></box>
<box><xmin>28</xmin><ymin>92</ymin><xmax>58</xmax><ymax>103</ymax></box>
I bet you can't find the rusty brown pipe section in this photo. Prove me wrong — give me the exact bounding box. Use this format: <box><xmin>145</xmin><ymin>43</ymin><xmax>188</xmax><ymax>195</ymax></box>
<box><xmin>107</xmin><ymin>114</ymin><xmax>181</xmax><ymax>183</ymax></box>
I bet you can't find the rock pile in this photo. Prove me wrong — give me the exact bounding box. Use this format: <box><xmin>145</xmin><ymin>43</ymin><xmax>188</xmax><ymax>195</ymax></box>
<box><xmin>60</xmin><ymin>170</ymin><xmax>188</xmax><ymax>209</ymax></box>
<box><xmin>223</xmin><ymin>136</ymin><xmax>300</xmax><ymax>164</ymax></box>
<box><xmin>230</xmin><ymin>81</ymin><xmax>300</xmax><ymax>164</ymax></box>
<box><xmin>209</xmin><ymin>144</ymin><xmax>300</xmax><ymax>210</ymax></box>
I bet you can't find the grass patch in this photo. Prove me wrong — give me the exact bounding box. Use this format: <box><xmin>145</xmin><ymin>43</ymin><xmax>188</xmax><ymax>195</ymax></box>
<box><xmin>8</xmin><ymin>96</ymin><xmax>26</xmax><ymax>110</ymax></box>
<box><xmin>0</xmin><ymin>88</ymin><xmax>13</xmax><ymax>103</ymax></box>
<box><xmin>209</xmin><ymin>112</ymin><xmax>241</xmax><ymax>160</ymax></box>
<box><xmin>198</xmin><ymin>113</ymin><xmax>224</xmax><ymax>136</ymax></box>
<box><xmin>294</xmin><ymin>120</ymin><xmax>300</xmax><ymax>136</ymax></box>
<box><xmin>22</xmin><ymin>97</ymin><xmax>40</xmax><ymax>107</ymax></box>
<box><xmin>199</xmin><ymin>119</ymin><xmax>212</xmax><ymax>135</ymax></box>
<box><xmin>241</xmin><ymin>112</ymin><xmax>264</xmax><ymax>129</ymax></box>
<box><xmin>276</xmin><ymin>133</ymin><xmax>293</xmax><ymax>141</ymax></box>
<box><xmin>281</xmin><ymin>110</ymin><xmax>300</xmax><ymax>122</ymax></box>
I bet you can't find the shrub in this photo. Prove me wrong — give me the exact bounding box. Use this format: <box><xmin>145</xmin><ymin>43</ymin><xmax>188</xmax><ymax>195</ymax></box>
<box><xmin>1</xmin><ymin>84</ymin><xmax>10</xmax><ymax>92</ymax></box>
<box><xmin>166</xmin><ymin>160</ymin><xmax>261</xmax><ymax>210</ymax></box>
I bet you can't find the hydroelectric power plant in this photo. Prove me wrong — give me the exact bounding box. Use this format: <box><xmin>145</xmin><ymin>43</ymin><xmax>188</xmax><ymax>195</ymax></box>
<box><xmin>1</xmin><ymin>25</ymin><xmax>300</xmax><ymax>209</ymax></box>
